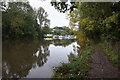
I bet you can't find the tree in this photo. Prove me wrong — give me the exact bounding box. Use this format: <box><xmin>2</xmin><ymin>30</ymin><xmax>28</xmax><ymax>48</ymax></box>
<box><xmin>2</xmin><ymin>2</ymin><xmax>39</xmax><ymax>39</ymax></box>
<box><xmin>37</xmin><ymin>7</ymin><xmax>50</xmax><ymax>37</ymax></box>
<box><xmin>51</xmin><ymin>0</ymin><xmax>77</xmax><ymax>13</ymax></box>
<box><xmin>67</xmin><ymin>2</ymin><xmax>119</xmax><ymax>40</ymax></box>
<box><xmin>51</xmin><ymin>1</ymin><xmax>120</xmax><ymax>45</ymax></box>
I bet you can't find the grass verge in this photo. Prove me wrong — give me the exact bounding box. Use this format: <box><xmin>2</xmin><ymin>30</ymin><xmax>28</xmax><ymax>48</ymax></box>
<box><xmin>52</xmin><ymin>42</ymin><xmax>94</xmax><ymax>79</ymax></box>
<box><xmin>98</xmin><ymin>43</ymin><xmax>118</xmax><ymax>67</ymax></box>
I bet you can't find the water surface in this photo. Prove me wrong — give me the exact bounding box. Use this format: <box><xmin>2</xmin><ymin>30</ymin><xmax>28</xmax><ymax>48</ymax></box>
<box><xmin>2</xmin><ymin>39</ymin><xmax>78</xmax><ymax>78</ymax></box>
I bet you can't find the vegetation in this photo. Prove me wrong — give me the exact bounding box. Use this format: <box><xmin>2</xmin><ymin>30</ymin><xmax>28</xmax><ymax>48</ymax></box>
<box><xmin>51</xmin><ymin>1</ymin><xmax>120</xmax><ymax>79</ymax></box>
<box><xmin>1</xmin><ymin>0</ymin><xmax>120</xmax><ymax>79</ymax></box>
<box><xmin>52</xmin><ymin>2</ymin><xmax>120</xmax><ymax>43</ymax></box>
<box><xmin>53</xmin><ymin>41</ymin><xmax>93</xmax><ymax>79</ymax></box>
<box><xmin>37</xmin><ymin>7</ymin><xmax>50</xmax><ymax>37</ymax></box>
<box><xmin>69</xmin><ymin>2</ymin><xmax>119</xmax><ymax>43</ymax></box>
<box><xmin>2</xmin><ymin>2</ymin><xmax>50</xmax><ymax>39</ymax></box>
<box><xmin>1</xmin><ymin>1</ymin><xmax>73</xmax><ymax>39</ymax></box>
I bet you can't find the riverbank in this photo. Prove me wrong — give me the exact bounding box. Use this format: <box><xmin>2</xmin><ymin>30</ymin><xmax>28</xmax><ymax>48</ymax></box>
<box><xmin>52</xmin><ymin>41</ymin><xmax>119</xmax><ymax>79</ymax></box>
<box><xmin>52</xmin><ymin>42</ymin><xmax>94</xmax><ymax>79</ymax></box>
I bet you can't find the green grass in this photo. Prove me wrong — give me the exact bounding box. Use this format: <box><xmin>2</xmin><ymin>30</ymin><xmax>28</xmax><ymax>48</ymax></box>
<box><xmin>99</xmin><ymin>43</ymin><xmax>118</xmax><ymax>67</ymax></box>
<box><xmin>52</xmin><ymin>43</ymin><xmax>94</xmax><ymax>79</ymax></box>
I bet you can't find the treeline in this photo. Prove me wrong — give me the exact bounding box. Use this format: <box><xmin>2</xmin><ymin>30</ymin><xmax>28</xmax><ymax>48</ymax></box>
<box><xmin>1</xmin><ymin>2</ymin><xmax>50</xmax><ymax>39</ymax></box>
<box><xmin>50</xmin><ymin>26</ymin><xmax>73</xmax><ymax>35</ymax></box>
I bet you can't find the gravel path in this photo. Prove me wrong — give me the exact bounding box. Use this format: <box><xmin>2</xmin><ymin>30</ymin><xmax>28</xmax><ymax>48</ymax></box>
<box><xmin>88</xmin><ymin>43</ymin><xmax>118</xmax><ymax>78</ymax></box>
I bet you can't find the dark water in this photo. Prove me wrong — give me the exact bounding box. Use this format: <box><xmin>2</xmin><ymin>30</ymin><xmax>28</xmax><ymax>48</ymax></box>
<box><xmin>2</xmin><ymin>39</ymin><xmax>79</xmax><ymax>78</ymax></box>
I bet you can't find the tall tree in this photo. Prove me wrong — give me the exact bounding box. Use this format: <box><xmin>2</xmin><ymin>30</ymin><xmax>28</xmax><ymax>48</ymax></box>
<box><xmin>37</xmin><ymin>7</ymin><xmax>50</xmax><ymax>37</ymax></box>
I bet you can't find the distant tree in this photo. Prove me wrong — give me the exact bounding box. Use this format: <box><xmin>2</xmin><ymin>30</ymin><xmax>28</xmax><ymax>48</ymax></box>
<box><xmin>37</xmin><ymin>7</ymin><xmax>50</xmax><ymax>37</ymax></box>
<box><xmin>50</xmin><ymin>26</ymin><xmax>73</xmax><ymax>35</ymax></box>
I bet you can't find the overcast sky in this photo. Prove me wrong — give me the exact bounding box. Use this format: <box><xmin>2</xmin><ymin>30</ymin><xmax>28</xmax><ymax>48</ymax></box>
<box><xmin>28</xmin><ymin>0</ymin><xmax>69</xmax><ymax>28</ymax></box>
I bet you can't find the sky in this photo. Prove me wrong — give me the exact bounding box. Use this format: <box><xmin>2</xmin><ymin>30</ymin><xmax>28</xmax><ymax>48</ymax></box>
<box><xmin>28</xmin><ymin>0</ymin><xmax>70</xmax><ymax>28</ymax></box>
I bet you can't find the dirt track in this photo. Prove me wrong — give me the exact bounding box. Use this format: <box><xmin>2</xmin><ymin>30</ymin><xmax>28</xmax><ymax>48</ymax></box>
<box><xmin>88</xmin><ymin>43</ymin><xmax>118</xmax><ymax>78</ymax></box>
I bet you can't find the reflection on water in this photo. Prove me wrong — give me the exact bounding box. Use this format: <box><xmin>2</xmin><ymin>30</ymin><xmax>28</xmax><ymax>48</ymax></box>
<box><xmin>2</xmin><ymin>39</ymin><xmax>77</xmax><ymax>78</ymax></box>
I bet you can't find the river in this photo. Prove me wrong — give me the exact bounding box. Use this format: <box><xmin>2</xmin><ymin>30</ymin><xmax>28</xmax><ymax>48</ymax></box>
<box><xmin>2</xmin><ymin>39</ymin><xmax>79</xmax><ymax>78</ymax></box>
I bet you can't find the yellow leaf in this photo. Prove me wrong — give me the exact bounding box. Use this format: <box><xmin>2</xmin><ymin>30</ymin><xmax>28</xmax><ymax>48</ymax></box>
<box><xmin>106</xmin><ymin>24</ymin><xmax>109</xmax><ymax>27</ymax></box>
<box><xmin>89</xmin><ymin>27</ymin><xmax>93</xmax><ymax>31</ymax></box>
<box><xmin>111</xmin><ymin>17</ymin><xmax>115</xmax><ymax>21</ymax></box>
